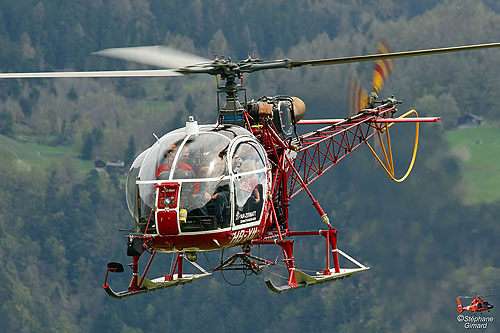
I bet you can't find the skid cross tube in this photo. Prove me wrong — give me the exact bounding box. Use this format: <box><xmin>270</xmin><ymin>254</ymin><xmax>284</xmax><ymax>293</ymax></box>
<box><xmin>138</xmin><ymin>250</ymin><xmax>157</xmax><ymax>288</ymax></box>
<box><xmin>253</xmin><ymin>239</ymin><xmax>299</xmax><ymax>288</ymax></box>
<box><xmin>167</xmin><ymin>253</ymin><xmax>184</xmax><ymax>281</ymax></box>
<box><xmin>128</xmin><ymin>256</ymin><xmax>141</xmax><ymax>292</ymax></box>
<box><xmin>287</xmin><ymin>229</ymin><xmax>340</xmax><ymax>274</ymax></box>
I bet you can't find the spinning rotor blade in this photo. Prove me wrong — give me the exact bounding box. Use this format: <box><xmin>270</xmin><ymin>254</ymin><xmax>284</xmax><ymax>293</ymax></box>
<box><xmin>2</xmin><ymin>42</ymin><xmax>500</xmax><ymax>80</ymax></box>
<box><xmin>372</xmin><ymin>39</ymin><xmax>394</xmax><ymax>94</ymax></box>
<box><xmin>0</xmin><ymin>69</ymin><xmax>185</xmax><ymax>79</ymax></box>
<box><xmin>347</xmin><ymin>40</ymin><xmax>393</xmax><ymax>116</ymax></box>
<box><xmin>291</xmin><ymin>42</ymin><xmax>500</xmax><ymax>68</ymax></box>
<box><xmin>94</xmin><ymin>46</ymin><xmax>212</xmax><ymax>69</ymax></box>
<box><xmin>347</xmin><ymin>75</ymin><xmax>368</xmax><ymax>117</ymax></box>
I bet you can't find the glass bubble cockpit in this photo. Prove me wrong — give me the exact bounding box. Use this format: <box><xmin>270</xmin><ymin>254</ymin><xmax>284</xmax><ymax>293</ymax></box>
<box><xmin>126</xmin><ymin>123</ymin><xmax>268</xmax><ymax>236</ymax></box>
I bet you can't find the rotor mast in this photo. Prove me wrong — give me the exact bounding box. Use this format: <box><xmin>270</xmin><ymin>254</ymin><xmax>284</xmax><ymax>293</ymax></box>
<box><xmin>216</xmin><ymin>59</ymin><xmax>247</xmax><ymax>126</ymax></box>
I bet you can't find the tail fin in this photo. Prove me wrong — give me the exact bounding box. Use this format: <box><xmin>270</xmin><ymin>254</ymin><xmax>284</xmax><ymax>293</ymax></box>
<box><xmin>457</xmin><ymin>298</ymin><xmax>464</xmax><ymax>313</ymax></box>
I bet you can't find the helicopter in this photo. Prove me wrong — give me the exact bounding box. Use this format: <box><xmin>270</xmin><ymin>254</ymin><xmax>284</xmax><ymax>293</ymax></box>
<box><xmin>457</xmin><ymin>295</ymin><xmax>494</xmax><ymax>314</ymax></box>
<box><xmin>2</xmin><ymin>40</ymin><xmax>500</xmax><ymax>298</ymax></box>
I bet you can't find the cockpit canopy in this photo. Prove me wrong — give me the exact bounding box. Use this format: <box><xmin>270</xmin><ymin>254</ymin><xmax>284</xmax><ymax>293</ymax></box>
<box><xmin>126</xmin><ymin>124</ymin><xmax>268</xmax><ymax>234</ymax></box>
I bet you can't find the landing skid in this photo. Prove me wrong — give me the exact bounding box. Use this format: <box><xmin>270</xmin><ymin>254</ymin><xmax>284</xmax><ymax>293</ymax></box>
<box><xmin>103</xmin><ymin>252</ymin><xmax>211</xmax><ymax>299</ymax></box>
<box><xmin>263</xmin><ymin>247</ymin><xmax>370</xmax><ymax>293</ymax></box>
<box><xmin>265</xmin><ymin>267</ymin><xmax>369</xmax><ymax>293</ymax></box>
<box><xmin>104</xmin><ymin>271</ymin><xmax>211</xmax><ymax>299</ymax></box>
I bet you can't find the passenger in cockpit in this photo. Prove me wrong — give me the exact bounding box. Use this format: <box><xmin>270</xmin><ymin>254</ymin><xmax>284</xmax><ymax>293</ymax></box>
<box><xmin>188</xmin><ymin>150</ymin><xmax>230</xmax><ymax>228</ymax></box>
<box><xmin>156</xmin><ymin>143</ymin><xmax>194</xmax><ymax>179</ymax></box>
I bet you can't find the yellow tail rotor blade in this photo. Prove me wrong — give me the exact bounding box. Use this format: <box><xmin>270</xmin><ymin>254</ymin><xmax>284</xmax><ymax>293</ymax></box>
<box><xmin>347</xmin><ymin>75</ymin><xmax>369</xmax><ymax>117</ymax></box>
<box><xmin>372</xmin><ymin>39</ymin><xmax>394</xmax><ymax>94</ymax></box>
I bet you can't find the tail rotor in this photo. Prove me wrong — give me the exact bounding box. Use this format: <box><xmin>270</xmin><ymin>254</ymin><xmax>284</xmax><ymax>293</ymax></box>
<box><xmin>457</xmin><ymin>297</ymin><xmax>464</xmax><ymax>313</ymax></box>
<box><xmin>372</xmin><ymin>39</ymin><xmax>395</xmax><ymax>95</ymax></box>
<box><xmin>346</xmin><ymin>39</ymin><xmax>395</xmax><ymax>116</ymax></box>
<box><xmin>347</xmin><ymin>75</ymin><xmax>369</xmax><ymax>118</ymax></box>
<box><xmin>346</xmin><ymin>39</ymin><xmax>419</xmax><ymax>183</ymax></box>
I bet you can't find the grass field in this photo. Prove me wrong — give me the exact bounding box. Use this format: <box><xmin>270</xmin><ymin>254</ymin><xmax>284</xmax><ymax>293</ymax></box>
<box><xmin>444</xmin><ymin>124</ymin><xmax>500</xmax><ymax>205</ymax></box>
<box><xmin>0</xmin><ymin>134</ymin><xmax>94</xmax><ymax>174</ymax></box>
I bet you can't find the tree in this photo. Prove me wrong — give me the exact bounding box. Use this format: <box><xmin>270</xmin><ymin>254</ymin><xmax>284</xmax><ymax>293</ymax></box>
<box><xmin>81</xmin><ymin>134</ymin><xmax>94</xmax><ymax>160</ymax></box>
<box><xmin>124</xmin><ymin>134</ymin><xmax>136</xmax><ymax>165</ymax></box>
<box><xmin>0</xmin><ymin>108</ymin><xmax>14</xmax><ymax>136</ymax></box>
<box><xmin>67</xmin><ymin>86</ymin><xmax>78</xmax><ymax>101</ymax></box>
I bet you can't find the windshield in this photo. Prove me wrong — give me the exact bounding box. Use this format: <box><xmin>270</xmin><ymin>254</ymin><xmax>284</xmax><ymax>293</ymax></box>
<box><xmin>126</xmin><ymin>148</ymin><xmax>150</xmax><ymax>223</ymax></box>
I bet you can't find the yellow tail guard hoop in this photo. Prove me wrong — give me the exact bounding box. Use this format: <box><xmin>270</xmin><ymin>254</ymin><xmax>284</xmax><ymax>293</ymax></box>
<box><xmin>365</xmin><ymin>110</ymin><xmax>419</xmax><ymax>183</ymax></box>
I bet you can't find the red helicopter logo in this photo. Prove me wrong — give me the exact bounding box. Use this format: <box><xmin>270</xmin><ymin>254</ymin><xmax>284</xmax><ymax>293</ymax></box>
<box><xmin>457</xmin><ymin>295</ymin><xmax>494</xmax><ymax>314</ymax></box>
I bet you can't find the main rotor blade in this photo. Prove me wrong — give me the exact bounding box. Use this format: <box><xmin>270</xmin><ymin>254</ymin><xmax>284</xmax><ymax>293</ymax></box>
<box><xmin>94</xmin><ymin>46</ymin><xmax>212</xmax><ymax>69</ymax></box>
<box><xmin>0</xmin><ymin>69</ymin><xmax>185</xmax><ymax>79</ymax></box>
<box><xmin>291</xmin><ymin>42</ymin><xmax>500</xmax><ymax>68</ymax></box>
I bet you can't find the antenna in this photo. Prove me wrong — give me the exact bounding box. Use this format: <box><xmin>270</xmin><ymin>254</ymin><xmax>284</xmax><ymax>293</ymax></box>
<box><xmin>152</xmin><ymin>133</ymin><xmax>160</xmax><ymax>144</ymax></box>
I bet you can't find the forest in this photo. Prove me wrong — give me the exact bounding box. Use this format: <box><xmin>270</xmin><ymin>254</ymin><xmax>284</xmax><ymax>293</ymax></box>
<box><xmin>0</xmin><ymin>1</ymin><xmax>499</xmax><ymax>332</ymax></box>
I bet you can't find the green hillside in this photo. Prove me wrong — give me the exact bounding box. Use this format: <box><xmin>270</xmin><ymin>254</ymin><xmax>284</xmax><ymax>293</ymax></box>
<box><xmin>0</xmin><ymin>134</ymin><xmax>94</xmax><ymax>173</ymax></box>
<box><xmin>445</xmin><ymin>124</ymin><xmax>500</xmax><ymax>205</ymax></box>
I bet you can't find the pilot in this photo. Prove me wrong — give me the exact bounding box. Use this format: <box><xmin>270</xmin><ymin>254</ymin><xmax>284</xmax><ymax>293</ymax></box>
<box><xmin>156</xmin><ymin>143</ymin><xmax>194</xmax><ymax>179</ymax></box>
<box><xmin>207</xmin><ymin>183</ymin><xmax>230</xmax><ymax>228</ymax></box>
<box><xmin>235</xmin><ymin>159</ymin><xmax>261</xmax><ymax>218</ymax></box>
<box><xmin>239</xmin><ymin>175</ymin><xmax>261</xmax><ymax>205</ymax></box>
<box><xmin>190</xmin><ymin>151</ymin><xmax>230</xmax><ymax>227</ymax></box>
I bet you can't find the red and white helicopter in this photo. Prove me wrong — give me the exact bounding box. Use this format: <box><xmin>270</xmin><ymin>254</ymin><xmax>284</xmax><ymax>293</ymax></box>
<box><xmin>3</xmin><ymin>41</ymin><xmax>500</xmax><ymax>298</ymax></box>
<box><xmin>457</xmin><ymin>295</ymin><xmax>494</xmax><ymax>314</ymax></box>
